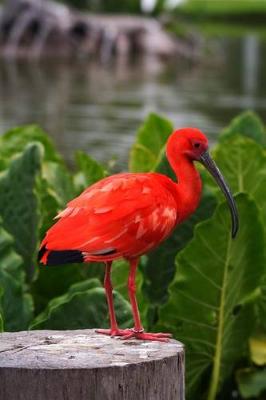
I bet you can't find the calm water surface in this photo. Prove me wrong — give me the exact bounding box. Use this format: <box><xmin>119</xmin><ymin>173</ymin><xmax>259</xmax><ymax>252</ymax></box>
<box><xmin>0</xmin><ymin>34</ymin><xmax>266</xmax><ymax>169</ymax></box>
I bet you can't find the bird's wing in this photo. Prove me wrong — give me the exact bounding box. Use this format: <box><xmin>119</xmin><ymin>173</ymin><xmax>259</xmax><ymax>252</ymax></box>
<box><xmin>41</xmin><ymin>173</ymin><xmax>178</xmax><ymax>259</ymax></box>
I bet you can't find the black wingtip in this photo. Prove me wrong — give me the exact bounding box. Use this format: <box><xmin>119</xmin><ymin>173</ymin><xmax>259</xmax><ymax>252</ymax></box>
<box><xmin>46</xmin><ymin>249</ymin><xmax>84</xmax><ymax>266</ymax></box>
<box><xmin>38</xmin><ymin>245</ymin><xmax>47</xmax><ymax>262</ymax></box>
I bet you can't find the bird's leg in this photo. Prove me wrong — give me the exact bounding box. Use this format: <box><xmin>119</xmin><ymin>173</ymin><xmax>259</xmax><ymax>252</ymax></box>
<box><xmin>96</xmin><ymin>261</ymin><xmax>131</xmax><ymax>337</ymax></box>
<box><xmin>121</xmin><ymin>258</ymin><xmax>172</xmax><ymax>342</ymax></box>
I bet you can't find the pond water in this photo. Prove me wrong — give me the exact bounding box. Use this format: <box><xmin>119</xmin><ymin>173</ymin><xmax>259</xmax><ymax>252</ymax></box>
<box><xmin>0</xmin><ymin>33</ymin><xmax>266</xmax><ymax>169</ymax></box>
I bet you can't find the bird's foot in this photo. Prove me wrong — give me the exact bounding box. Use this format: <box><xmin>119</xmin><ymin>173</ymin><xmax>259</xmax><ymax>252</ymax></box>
<box><xmin>120</xmin><ymin>328</ymin><xmax>172</xmax><ymax>342</ymax></box>
<box><xmin>95</xmin><ymin>328</ymin><xmax>132</xmax><ymax>338</ymax></box>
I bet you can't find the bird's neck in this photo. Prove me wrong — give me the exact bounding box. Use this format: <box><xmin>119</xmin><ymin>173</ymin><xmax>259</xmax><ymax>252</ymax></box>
<box><xmin>168</xmin><ymin>151</ymin><xmax>202</xmax><ymax>223</ymax></box>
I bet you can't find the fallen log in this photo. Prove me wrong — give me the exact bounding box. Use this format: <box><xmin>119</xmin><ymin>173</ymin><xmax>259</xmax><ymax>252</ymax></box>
<box><xmin>0</xmin><ymin>0</ymin><xmax>198</xmax><ymax>60</ymax></box>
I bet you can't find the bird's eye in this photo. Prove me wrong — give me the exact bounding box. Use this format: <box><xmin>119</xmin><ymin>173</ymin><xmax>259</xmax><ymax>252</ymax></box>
<box><xmin>194</xmin><ymin>142</ymin><xmax>200</xmax><ymax>149</ymax></box>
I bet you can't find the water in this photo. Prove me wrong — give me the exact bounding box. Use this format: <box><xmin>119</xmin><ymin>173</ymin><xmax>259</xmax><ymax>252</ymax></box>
<box><xmin>0</xmin><ymin>34</ymin><xmax>266</xmax><ymax>170</ymax></box>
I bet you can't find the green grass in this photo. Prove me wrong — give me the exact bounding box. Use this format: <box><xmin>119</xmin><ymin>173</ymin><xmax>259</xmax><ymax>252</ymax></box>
<box><xmin>193</xmin><ymin>20</ymin><xmax>266</xmax><ymax>38</ymax></box>
<box><xmin>177</xmin><ymin>0</ymin><xmax>266</xmax><ymax>17</ymax></box>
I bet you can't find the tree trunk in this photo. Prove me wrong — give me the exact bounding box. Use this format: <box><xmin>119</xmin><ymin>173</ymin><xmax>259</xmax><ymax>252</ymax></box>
<box><xmin>0</xmin><ymin>329</ymin><xmax>185</xmax><ymax>400</ymax></box>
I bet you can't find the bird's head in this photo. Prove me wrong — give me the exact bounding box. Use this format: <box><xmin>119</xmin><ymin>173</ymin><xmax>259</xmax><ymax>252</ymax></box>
<box><xmin>166</xmin><ymin>127</ymin><xmax>239</xmax><ymax>238</ymax></box>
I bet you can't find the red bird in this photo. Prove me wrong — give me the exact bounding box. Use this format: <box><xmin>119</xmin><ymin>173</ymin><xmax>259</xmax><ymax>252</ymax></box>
<box><xmin>39</xmin><ymin>128</ymin><xmax>238</xmax><ymax>341</ymax></box>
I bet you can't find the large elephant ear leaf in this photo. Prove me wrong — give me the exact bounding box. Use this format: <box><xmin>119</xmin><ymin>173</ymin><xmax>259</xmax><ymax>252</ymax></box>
<box><xmin>249</xmin><ymin>334</ymin><xmax>266</xmax><ymax>366</ymax></box>
<box><xmin>0</xmin><ymin>287</ymin><xmax>4</xmax><ymax>332</ymax></box>
<box><xmin>42</xmin><ymin>161</ymin><xmax>75</xmax><ymax>205</ymax></box>
<box><xmin>112</xmin><ymin>259</ymin><xmax>147</xmax><ymax>322</ymax></box>
<box><xmin>158</xmin><ymin>194</ymin><xmax>264</xmax><ymax>400</ymax></box>
<box><xmin>30</xmin><ymin>278</ymin><xmax>133</xmax><ymax>330</ymax></box>
<box><xmin>0</xmin><ymin>143</ymin><xmax>43</xmax><ymax>280</ymax></box>
<box><xmin>236</xmin><ymin>368</ymin><xmax>266</xmax><ymax>399</ymax></box>
<box><xmin>256</xmin><ymin>274</ymin><xmax>266</xmax><ymax>332</ymax></box>
<box><xmin>129</xmin><ymin>113</ymin><xmax>173</xmax><ymax>172</ymax></box>
<box><xmin>208</xmin><ymin>136</ymin><xmax>266</xmax><ymax>225</ymax></box>
<box><xmin>74</xmin><ymin>151</ymin><xmax>107</xmax><ymax>193</ymax></box>
<box><xmin>142</xmin><ymin>186</ymin><xmax>217</xmax><ymax>328</ymax></box>
<box><xmin>0</xmin><ymin>218</ymin><xmax>33</xmax><ymax>331</ymax></box>
<box><xmin>220</xmin><ymin>111</ymin><xmax>266</xmax><ymax>146</ymax></box>
<box><xmin>0</xmin><ymin>313</ymin><xmax>3</xmax><ymax>332</ymax></box>
<box><xmin>0</xmin><ymin>125</ymin><xmax>62</xmax><ymax>163</ymax></box>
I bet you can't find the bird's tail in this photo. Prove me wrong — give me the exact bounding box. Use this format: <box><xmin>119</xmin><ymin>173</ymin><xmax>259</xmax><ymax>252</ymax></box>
<box><xmin>38</xmin><ymin>244</ymin><xmax>84</xmax><ymax>266</ymax></box>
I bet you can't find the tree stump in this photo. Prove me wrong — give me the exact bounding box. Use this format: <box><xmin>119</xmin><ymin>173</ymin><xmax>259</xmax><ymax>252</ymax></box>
<box><xmin>0</xmin><ymin>329</ymin><xmax>185</xmax><ymax>400</ymax></box>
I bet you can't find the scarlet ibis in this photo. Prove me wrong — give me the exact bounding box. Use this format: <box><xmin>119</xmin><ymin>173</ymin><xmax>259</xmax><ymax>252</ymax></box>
<box><xmin>39</xmin><ymin>128</ymin><xmax>238</xmax><ymax>342</ymax></box>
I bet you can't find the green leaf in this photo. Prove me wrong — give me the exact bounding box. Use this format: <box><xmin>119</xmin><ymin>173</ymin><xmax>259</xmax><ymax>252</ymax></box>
<box><xmin>31</xmin><ymin>278</ymin><xmax>133</xmax><ymax>330</ymax></box>
<box><xmin>0</xmin><ymin>314</ymin><xmax>3</xmax><ymax>332</ymax></box>
<box><xmin>0</xmin><ymin>287</ymin><xmax>4</xmax><ymax>332</ymax></box>
<box><xmin>209</xmin><ymin>136</ymin><xmax>266</xmax><ymax>225</ymax></box>
<box><xmin>74</xmin><ymin>151</ymin><xmax>107</xmax><ymax>193</ymax></box>
<box><xmin>0</xmin><ymin>218</ymin><xmax>33</xmax><ymax>331</ymax></box>
<box><xmin>42</xmin><ymin>161</ymin><xmax>75</xmax><ymax>205</ymax></box>
<box><xmin>206</xmin><ymin>136</ymin><xmax>266</xmax><ymax>331</ymax></box>
<box><xmin>31</xmin><ymin>264</ymin><xmax>84</xmax><ymax>315</ymax></box>
<box><xmin>237</xmin><ymin>368</ymin><xmax>266</xmax><ymax>399</ymax></box>
<box><xmin>221</xmin><ymin>111</ymin><xmax>266</xmax><ymax>146</ymax></box>
<box><xmin>142</xmin><ymin>186</ymin><xmax>217</xmax><ymax>328</ymax></box>
<box><xmin>158</xmin><ymin>194</ymin><xmax>264</xmax><ymax>400</ymax></box>
<box><xmin>112</xmin><ymin>259</ymin><xmax>148</xmax><ymax>323</ymax></box>
<box><xmin>36</xmin><ymin>177</ymin><xmax>61</xmax><ymax>239</ymax></box>
<box><xmin>249</xmin><ymin>335</ymin><xmax>266</xmax><ymax>366</ymax></box>
<box><xmin>129</xmin><ymin>113</ymin><xmax>173</xmax><ymax>172</ymax></box>
<box><xmin>0</xmin><ymin>125</ymin><xmax>62</xmax><ymax>163</ymax></box>
<box><xmin>257</xmin><ymin>274</ymin><xmax>266</xmax><ymax>331</ymax></box>
<box><xmin>0</xmin><ymin>143</ymin><xmax>43</xmax><ymax>279</ymax></box>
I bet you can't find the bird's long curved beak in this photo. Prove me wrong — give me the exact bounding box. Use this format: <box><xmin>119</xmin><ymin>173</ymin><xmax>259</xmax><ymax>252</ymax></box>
<box><xmin>200</xmin><ymin>151</ymin><xmax>239</xmax><ymax>238</ymax></box>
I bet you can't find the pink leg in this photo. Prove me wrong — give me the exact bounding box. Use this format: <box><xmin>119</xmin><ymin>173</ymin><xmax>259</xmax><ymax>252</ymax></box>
<box><xmin>121</xmin><ymin>258</ymin><xmax>172</xmax><ymax>342</ymax></box>
<box><xmin>96</xmin><ymin>261</ymin><xmax>131</xmax><ymax>337</ymax></box>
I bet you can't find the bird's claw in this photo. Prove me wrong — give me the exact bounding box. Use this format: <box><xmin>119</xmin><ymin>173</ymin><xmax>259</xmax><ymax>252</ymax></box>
<box><xmin>119</xmin><ymin>329</ymin><xmax>172</xmax><ymax>342</ymax></box>
<box><xmin>95</xmin><ymin>328</ymin><xmax>132</xmax><ymax>337</ymax></box>
<box><xmin>96</xmin><ymin>328</ymin><xmax>172</xmax><ymax>342</ymax></box>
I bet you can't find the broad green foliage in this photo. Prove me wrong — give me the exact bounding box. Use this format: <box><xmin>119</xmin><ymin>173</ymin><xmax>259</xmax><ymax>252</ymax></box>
<box><xmin>208</xmin><ymin>136</ymin><xmax>266</xmax><ymax>225</ymax></box>
<box><xmin>237</xmin><ymin>368</ymin><xmax>266</xmax><ymax>399</ymax></box>
<box><xmin>0</xmin><ymin>287</ymin><xmax>4</xmax><ymax>332</ymax></box>
<box><xmin>221</xmin><ymin>111</ymin><xmax>266</xmax><ymax>145</ymax></box>
<box><xmin>31</xmin><ymin>278</ymin><xmax>133</xmax><ymax>330</ymax></box>
<box><xmin>129</xmin><ymin>113</ymin><xmax>173</xmax><ymax>172</ymax></box>
<box><xmin>0</xmin><ymin>218</ymin><xmax>33</xmax><ymax>331</ymax></box>
<box><xmin>112</xmin><ymin>259</ymin><xmax>147</xmax><ymax>321</ymax></box>
<box><xmin>0</xmin><ymin>144</ymin><xmax>42</xmax><ymax>279</ymax></box>
<box><xmin>158</xmin><ymin>195</ymin><xmax>264</xmax><ymax>400</ymax></box>
<box><xmin>249</xmin><ymin>335</ymin><xmax>266</xmax><ymax>366</ymax></box>
<box><xmin>36</xmin><ymin>177</ymin><xmax>62</xmax><ymax>238</ymax></box>
<box><xmin>257</xmin><ymin>275</ymin><xmax>266</xmax><ymax>331</ymax></box>
<box><xmin>236</xmin><ymin>335</ymin><xmax>266</xmax><ymax>399</ymax></box>
<box><xmin>0</xmin><ymin>125</ymin><xmax>62</xmax><ymax>163</ymax></box>
<box><xmin>42</xmin><ymin>161</ymin><xmax>75</xmax><ymax>205</ymax></box>
<box><xmin>0</xmin><ymin>112</ymin><xmax>265</xmax><ymax>400</ymax></box>
<box><xmin>206</xmin><ymin>133</ymin><xmax>266</xmax><ymax>335</ymax></box>
<box><xmin>0</xmin><ymin>313</ymin><xmax>3</xmax><ymax>332</ymax></box>
<box><xmin>74</xmin><ymin>151</ymin><xmax>107</xmax><ymax>193</ymax></box>
<box><xmin>142</xmin><ymin>186</ymin><xmax>217</xmax><ymax>327</ymax></box>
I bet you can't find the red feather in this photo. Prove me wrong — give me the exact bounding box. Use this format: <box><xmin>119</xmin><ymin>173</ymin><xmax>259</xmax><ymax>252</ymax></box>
<box><xmin>40</xmin><ymin>172</ymin><xmax>180</xmax><ymax>262</ymax></box>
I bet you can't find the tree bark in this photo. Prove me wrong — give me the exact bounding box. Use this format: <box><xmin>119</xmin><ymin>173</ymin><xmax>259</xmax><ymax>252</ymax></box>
<box><xmin>0</xmin><ymin>329</ymin><xmax>185</xmax><ymax>400</ymax></box>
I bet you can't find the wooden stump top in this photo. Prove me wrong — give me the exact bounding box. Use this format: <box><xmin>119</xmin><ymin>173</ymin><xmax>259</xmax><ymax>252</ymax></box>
<box><xmin>0</xmin><ymin>330</ymin><xmax>185</xmax><ymax>400</ymax></box>
<box><xmin>0</xmin><ymin>329</ymin><xmax>183</xmax><ymax>369</ymax></box>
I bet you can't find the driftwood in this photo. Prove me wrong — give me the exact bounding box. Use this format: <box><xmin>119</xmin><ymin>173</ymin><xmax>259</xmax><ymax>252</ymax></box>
<box><xmin>0</xmin><ymin>329</ymin><xmax>185</xmax><ymax>400</ymax></box>
<box><xmin>0</xmin><ymin>0</ymin><xmax>198</xmax><ymax>60</ymax></box>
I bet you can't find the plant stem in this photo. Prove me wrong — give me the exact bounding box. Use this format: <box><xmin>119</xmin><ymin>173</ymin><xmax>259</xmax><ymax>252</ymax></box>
<box><xmin>207</xmin><ymin>236</ymin><xmax>231</xmax><ymax>400</ymax></box>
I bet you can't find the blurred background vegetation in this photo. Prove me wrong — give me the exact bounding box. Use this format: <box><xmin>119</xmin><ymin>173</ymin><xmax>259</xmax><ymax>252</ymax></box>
<box><xmin>0</xmin><ymin>0</ymin><xmax>266</xmax><ymax>399</ymax></box>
